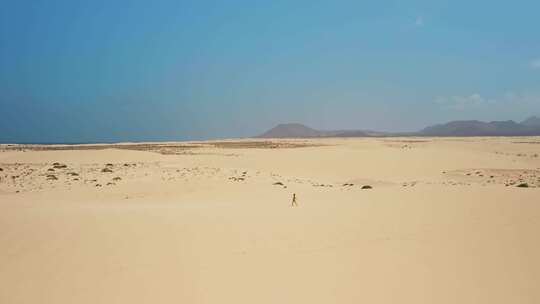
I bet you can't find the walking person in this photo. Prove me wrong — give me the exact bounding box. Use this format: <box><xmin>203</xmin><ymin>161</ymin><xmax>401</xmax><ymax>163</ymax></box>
<box><xmin>291</xmin><ymin>193</ymin><xmax>298</xmax><ymax>207</ymax></box>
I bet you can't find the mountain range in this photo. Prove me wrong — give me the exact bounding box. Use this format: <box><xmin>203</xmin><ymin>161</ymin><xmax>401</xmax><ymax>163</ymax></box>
<box><xmin>258</xmin><ymin>123</ymin><xmax>389</xmax><ymax>138</ymax></box>
<box><xmin>258</xmin><ymin>116</ymin><xmax>540</xmax><ymax>138</ymax></box>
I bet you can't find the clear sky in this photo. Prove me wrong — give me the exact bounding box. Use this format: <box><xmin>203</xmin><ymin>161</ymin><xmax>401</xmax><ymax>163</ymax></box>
<box><xmin>1</xmin><ymin>0</ymin><xmax>540</xmax><ymax>142</ymax></box>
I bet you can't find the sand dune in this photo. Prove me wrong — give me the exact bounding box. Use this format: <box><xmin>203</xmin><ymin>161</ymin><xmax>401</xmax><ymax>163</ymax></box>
<box><xmin>1</xmin><ymin>137</ymin><xmax>540</xmax><ymax>303</ymax></box>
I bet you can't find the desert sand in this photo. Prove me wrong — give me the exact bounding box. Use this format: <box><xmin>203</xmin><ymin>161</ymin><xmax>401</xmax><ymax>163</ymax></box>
<box><xmin>1</xmin><ymin>137</ymin><xmax>540</xmax><ymax>303</ymax></box>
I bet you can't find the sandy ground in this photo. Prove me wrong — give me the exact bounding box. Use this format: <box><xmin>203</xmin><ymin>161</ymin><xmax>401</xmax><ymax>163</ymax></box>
<box><xmin>1</xmin><ymin>137</ymin><xmax>540</xmax><ymax>303</ymax></box>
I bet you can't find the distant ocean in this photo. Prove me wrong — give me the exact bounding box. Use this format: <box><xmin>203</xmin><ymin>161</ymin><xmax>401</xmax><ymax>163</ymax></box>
<box><xmin>1</xmin><ymin>141</ymin><xmax>119</xmax><ymax>145</ymax></box>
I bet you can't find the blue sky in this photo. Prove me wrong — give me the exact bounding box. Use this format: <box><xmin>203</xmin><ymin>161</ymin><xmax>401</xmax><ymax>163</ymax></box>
<box><xmin>1</xmin><ymin>0</ymin><xmax>540</xmax><ymax>142</ymax></box>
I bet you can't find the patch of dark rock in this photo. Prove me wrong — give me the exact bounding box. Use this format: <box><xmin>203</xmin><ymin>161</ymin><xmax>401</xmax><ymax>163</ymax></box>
<box><xmin>101</xmin><ymin>168</ymin><xmax>113</xmax><ymax>173</ymax></box>
<box><xmin>361</xmin><ymin>185</ymin><xmax>373</xmax><ymax>189</ymax></box>
<box><xmin>112</xmin><ymin>177</ymin><xmax>122</xmax><ymax>181</ymax></box>
<box><xmin>273</xmin><ymin>182</ymin><xmax>284</xmax><ymax>186</ymax></box>
<box><xmin>68</xmin><ymin>172</ymin><xmax>79</xmax><ymax>176</ymax></box>
<box><xmin>517</xmin><ymin>183</ymin><xmax>529</xmax><ymax>188</ymax></box>
<box><xmin>229</xmin><ymin>177</ymin><xmax>245</xmax><ymax>182</ymax></box>
<box><xmin>46</xmin><ymin>175</ymin><xmax>58</xmax><ymax>180</ymax></box>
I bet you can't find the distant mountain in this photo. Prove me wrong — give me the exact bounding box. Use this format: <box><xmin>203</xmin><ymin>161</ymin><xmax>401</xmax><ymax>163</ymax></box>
<box><xmin>259</xmin><ymin>116</ymin><xmax>540</xmax><ymax>138</ymax></box>
<box><xmin>258</xmin><ymin>123</ymin><xmax>323</xmax><ymax>138</ymax></box>
<box><xmin>420</xmin><ymin>118</ymin><xmax>540</xmax><ymax>136</ymax></box>
<box><xmin>258</xmin><ymin>123</ymin><xmax>374</xmax><ymax>138</ymax></box>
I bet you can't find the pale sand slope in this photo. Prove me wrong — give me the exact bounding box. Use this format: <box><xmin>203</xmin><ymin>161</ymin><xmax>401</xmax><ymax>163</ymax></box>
<box><xmin>1</xmin><ymin>137</ymin><xmax>540</xmax><ymax>303</ymax></box>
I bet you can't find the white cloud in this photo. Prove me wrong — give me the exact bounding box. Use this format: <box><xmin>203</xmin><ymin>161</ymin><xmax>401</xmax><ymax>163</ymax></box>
<box><xmin>435</xmin><ymin>91</ymin><xmax>540</xmax><ymax>115</ymax></box>
<box><xmin>415</xmin><ymin>16</ymin><xmax>424</xmax><ymax>27</ymax></box>
<box><xmin>531</xmin><ymin>58</ymin><xmax>540</xmax><ymax>69</ymax></box>
<box><xmin>435</xmin><ymin>93</ymin><xmax>495</xmax><ymax>110</ymax></box>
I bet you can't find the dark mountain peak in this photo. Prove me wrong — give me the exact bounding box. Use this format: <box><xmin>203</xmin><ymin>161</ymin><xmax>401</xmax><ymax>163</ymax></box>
<box><xmin>258</xmin><ymin>123</ymin><xmax>377</xmax><ymax>138</ymax></box>
<box><xmin>258</xmin><ymin>123</ymin><xmax>322</xmax><ymax>138</ymax></box>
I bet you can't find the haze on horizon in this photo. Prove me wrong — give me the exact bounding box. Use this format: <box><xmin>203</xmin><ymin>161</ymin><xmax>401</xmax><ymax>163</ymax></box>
<box><xmin>1</xmin><ymin>0</ymin><xmax>540</xmax><ymax>143</ymax></box>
